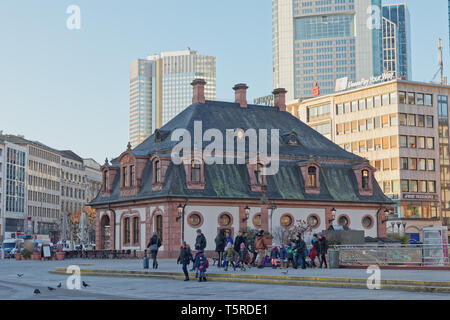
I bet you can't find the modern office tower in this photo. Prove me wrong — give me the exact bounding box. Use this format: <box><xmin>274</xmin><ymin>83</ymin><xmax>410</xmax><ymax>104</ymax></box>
<box><xmin>382</xmin><ymin>3</ymin><xmax>412</xmax><ymax>80</ymax></box>
<box><xmin>272</xmin><ymin>0</ymin><xmax>383</xmax><ymax>101</ymax></box>
<box><xmin>286</xmin><ymin>79</ymin><xmax>450</xmax><ymax>240</ymax></box>
<box><xmin>129</xmin><ymin>49</ymin><xmax>216</xmax><ymax>148</ymax></box>
<box><xmin>0</xmin><ymin>138</ymin><xmax>27</xmax><ymax>241</ymax></box>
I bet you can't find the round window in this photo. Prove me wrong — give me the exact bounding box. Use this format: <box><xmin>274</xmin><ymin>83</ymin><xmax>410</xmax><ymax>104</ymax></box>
<box><xmin>189</xmin><ymin>214</ymin><xmax>201</xmax><ymax>227</ymax></box>
<box><xmin>253</xmin><ymin>214</ymin><xmax>262</xmax><ymax>227</ymax></box>
<box><xmin>280</xmin><ymin>215</ymin><xmax>293</xmax><ymax>227</ymax></box>
<box><xmin>308</xmin><ymin>215</ymin><xmax>319</xmax><ymax>227</ymax></box>
<box><xmin>338</xmin><ymin>216</ymin><xmax>349</xmax><ymax>226</ymax></box>
<box><xmin>219</xmin><ymin>214</ymin><xmax>231</xmax><ymax>226</ymax></box>
<box><xmin>362</xmin><ymin>216</ymin><xmax>373</xmax><ymax>228</ymax></box>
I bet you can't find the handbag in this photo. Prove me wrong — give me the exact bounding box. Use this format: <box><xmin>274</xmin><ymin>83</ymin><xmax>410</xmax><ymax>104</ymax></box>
<box><xmin>150</xmin><ymin>243</ymin><xmax>158</xmax><ymax>251</ymax></box>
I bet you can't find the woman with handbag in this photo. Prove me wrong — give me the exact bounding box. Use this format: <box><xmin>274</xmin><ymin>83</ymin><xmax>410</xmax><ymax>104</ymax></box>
<box><xmin>147</xmin><ymin>232</ymin><xmax>162</xmax><ymax>269</ymax></box>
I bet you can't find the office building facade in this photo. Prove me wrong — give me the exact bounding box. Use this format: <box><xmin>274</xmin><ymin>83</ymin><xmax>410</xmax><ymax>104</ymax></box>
<box><xmin>287</xmin><ymin>80</ymin><xmax>450</xmax><ymax>240</ymax></box>
<box><xmin>129</xmin><ymin>49</ymin><xmax>216</xmax><ymax>148</ymax></box>
<box><xmin>0</xmin><ymin>139</ymin><xmax>28</xmax><ymax>241</ymax></box>
<box><xmin>272</xmin><ymin>0</ymin><xmax>383</xmax><ymax>101</ymax></box>
<box><xmin>382</xmin><ymin>3</ymin><xmax>412</xmax><ymax>80</ymax></box>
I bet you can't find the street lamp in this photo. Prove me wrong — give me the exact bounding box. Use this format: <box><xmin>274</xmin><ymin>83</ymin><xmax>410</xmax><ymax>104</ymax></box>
<box><xmin>381</xmin><ymin>208</ymin><xmax>390</xmax><ymax>224</ymax></box>
<box><xmin>242</xmin><ymin>205</ymin><xmax>250</xmax><ymax>222</ymax></box>
<box><xmin>328</xmin><ymin>208</ymin><xmax>336</xmax><ymax>224</ymax></box>
<box><xmin>176</xmin><ymin>199</ymin><xmax>189</xmax><ymax>243</ymax></box>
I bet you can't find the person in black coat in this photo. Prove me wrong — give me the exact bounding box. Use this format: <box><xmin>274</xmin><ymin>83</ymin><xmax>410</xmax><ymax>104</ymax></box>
<box><xmin>318</xmin><ymin>234</ymin><xmax>329</xmax><ymax>268</ymax></box>
<box><xmin>293</xmin><ymin>234</ymin><xmax>306</xmax><ymax>269</ymax></box>
<box><xmin>177</xmin><ymin>242</ymin><xmax>193</xmax><ymax>281</ymax></box>
<box><xmin>195</xmin><ymin>229</ymin><xmax>207</xmax><ymax>251</ymax></box>
<box><xmin>214</xmin><ymin>229</ymin><xmax>226</xmax><ymax>268</ymax></box>
<box><xmin>147</xmin><ymin>232</ymin><xmax>162</xmax><ymax>269</ymax></box>
<box><xmin>233</xmin><ymin>231</ymin><xmax>245</xmax><ymax>253</ymax></box>
<box><xmin>311</xmin><ymin>234</ymin><xmax>320</xmax><ymax>267</ymax></box>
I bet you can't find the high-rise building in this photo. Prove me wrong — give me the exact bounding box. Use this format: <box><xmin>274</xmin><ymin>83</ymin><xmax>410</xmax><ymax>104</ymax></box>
<box><xmin>0</xmin><ymin>138</ymin><xmax>27</xmax><ymax>241</ymax></box>
<box><xmin>272</xmin><ymin>0</ymin><xmax>383</xmax><ymax>101</ymax></box>
<box><xmin>287</xmin><ymin>79</ymin><xmax>450</xmax><ymax>240</ymax></box>
<box><xmin>129</xmin><ymin>49</ymin><xmax>216</xmax><ymax>148</ymax></box>
<box><xmin>382</xmin><ymin>4</ymin><xmax>412</xmax><ymax>80</ymax></box>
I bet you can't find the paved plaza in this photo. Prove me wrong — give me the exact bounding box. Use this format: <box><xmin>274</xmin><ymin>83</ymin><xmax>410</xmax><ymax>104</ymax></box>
<box><xmin>0</xmin><ymin>258</ymin><xmax>450</xmax><ymax>300</ymax></box>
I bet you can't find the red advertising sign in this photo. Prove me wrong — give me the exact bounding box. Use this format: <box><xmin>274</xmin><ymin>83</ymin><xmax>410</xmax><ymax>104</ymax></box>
<box><xmin>312</xmin><ymin>83</ymin><xmax>320</xmax><ymax>97</ymax></box>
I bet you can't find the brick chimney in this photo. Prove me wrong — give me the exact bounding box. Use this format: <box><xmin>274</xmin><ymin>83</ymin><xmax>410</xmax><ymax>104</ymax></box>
<box><xmin>273</xmin><ymin>88</ymin><xmax>287</xmax><ymax>111</ymax></box>
<box><xmin>191</xmin><ymin>78</ymin><xmax>206</xmax><ymax>104</ymax></box>
<box><xmin>233</xmin><ymin>83</ymin><xmax>248</xmax><ymax>108</ymax></box>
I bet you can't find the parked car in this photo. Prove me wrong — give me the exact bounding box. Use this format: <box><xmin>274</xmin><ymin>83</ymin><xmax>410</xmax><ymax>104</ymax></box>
<box><xmin>2</xmin><ymin>239</ymin><xmax>23</xmax><ymax>258</ymax></box>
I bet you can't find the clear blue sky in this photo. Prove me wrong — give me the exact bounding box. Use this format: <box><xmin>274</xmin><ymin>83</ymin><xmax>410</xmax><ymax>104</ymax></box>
<box><xmin>0</xmin><ymin>0</ymin><xmax>449</xmax><ymax>163</ymax></box>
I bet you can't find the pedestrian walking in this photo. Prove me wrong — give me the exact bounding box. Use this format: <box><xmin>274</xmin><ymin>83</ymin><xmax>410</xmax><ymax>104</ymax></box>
<box><xmin>238</xmin><ymin>242</ymin><xmax>249</xmax><ymax>270</ymax></box>
<box><xmin>196</xmin><ymin>250</ymin><xmax>208</xmax><ymax>282</ymax></box>
<box><xmin>310</xmin><ymin>234</ymin><xmax>320</xmax><ymax>268</ymax></box>
<box><xmin>279</xmin><ymin>243</ymin><xmax>287</xmax><ymax>269</ymax></box>
<box><xmin>195</xmin><ymin>229</ymin><xmax>207</xmax><ymax>251</ymax></box>
<box><xmin>246</xmin><ymin>232</ymin><xmax>257</xmax><ymax>266</ymax></box>
<box><xmin>293</xmin><ymin>234</ymin><xmax>306</xmax><ymax>269</ymax></box>
<box><xmin>177</xmin><ymin>242</ymin><xmax>193</xmax><ymax>281</ymax></box>
<box><xmin>318</xmin><ymin>234</ymin><xmax>329</xmax><ymax>268</ymax></box>
<box><xmin>225</xmin><ymin>230</ymin><xmax>233</xmax><ymax>247</ymax></box>
<box><xmin>147</xmin><ymin>232</ymin><xmax>162</xmax><ymax>269</ymax></box>
<box><xmin>254</xmin><ymin>230</ymin><xmax>267</xmax><ymax>268</ymax></box>
<box><xmin>224</xmin><ymin>243</ymin><xmax>237</xmax><ymax>271</ymax></box>
<box><xmin>214</xmin><ymin>229</ymin><xmax>226</xmax><ymax>268</ymax></box>
<box><xmin>286</xmin><ymin>242</ymin><xmax>295</xmax><ymax>269</ymax></box>
<box><xmin>234</xmin><ymin>231</ymin><xmax>245</xmax><ymax>253</ymax></box>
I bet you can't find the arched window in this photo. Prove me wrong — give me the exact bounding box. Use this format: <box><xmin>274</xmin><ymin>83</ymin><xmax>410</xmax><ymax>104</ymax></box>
<box><xmin>133</xmin><ymin>217</ymin><xmax>140</xmax><ymax>244</ymax></box>
<box><xmin>362</xmin><ymin>170</ymin><xmax>369</xmax><ymax>190</ymax></box>
<box><xmin>122</xmin><ymin>166</ymin><xmax>128</xmax><ymax>187</ymax></box>
<box><xmin>124</xmin><ymin>217</ymin><xmax>130</xmax><ymax>244</ymax></box>
<box><xmin>308</xmin><ymin>166</ymin><xmax>317</xmax><ymax>188</ymax></box>
<box><xmin>156</xmin><ymin>215</ymin><xmax>163</xmax><ymax>240</ymax></box>
<box><xmin>191</xmin><ymin>160</ymin><xmax>201</xmax><ymax>182</ymax></box>
<box><xmin>254</xmin><ymin>163</ymin><xmax>263</xmax><ymax>185</ymax></box>
<box><xmin>155</xmin><ymin>160</ymin><xmax>161</xmax><ymax>183</ymax></box>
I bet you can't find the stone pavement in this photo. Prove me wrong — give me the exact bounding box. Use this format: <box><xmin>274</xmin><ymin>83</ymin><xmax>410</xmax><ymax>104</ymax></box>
<box><xmin>1</xmin><ymin>258</ymin><xmax>450</xmax><ymax>300</ymax></box>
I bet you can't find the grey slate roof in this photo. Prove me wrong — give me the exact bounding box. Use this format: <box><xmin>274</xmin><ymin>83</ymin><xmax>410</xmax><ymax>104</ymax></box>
<box><xmin>91</xmin><ymin>100</ymin><xmax>392</xmax><ymax>206</ymax></box>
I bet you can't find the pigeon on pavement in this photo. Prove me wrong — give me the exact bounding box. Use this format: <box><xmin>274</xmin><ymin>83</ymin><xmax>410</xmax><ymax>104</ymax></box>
<box><xmin>48</xmin><ymin>287</ymin><xmax>56</xmax><ymax>291</ymax></box>
<box><xmin>33</xmin><ymin>289</ymin><xmax>41</xmax><ymax>294</ymax></box>
<box><xmin>57</xmin><ymin>283</ymin><xmax>62</xmax><ymax>288</ymax></box>
<box><xmin>17</xmin><ymin>274</ymin><xmax>24</xmax><ymax>278</ymax></box>
<box><xmin>82</xmin><ymin>281</ymin><xmax>89</xmax><ymax>287</ymax></box>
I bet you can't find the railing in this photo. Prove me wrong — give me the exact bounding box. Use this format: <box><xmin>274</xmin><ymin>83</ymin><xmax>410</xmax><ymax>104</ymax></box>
<box><xmin>334</xmin><ymin>244</ymin><xmax>449</xmax><ymax>267</ymax></box>
<box><xmin>64</xmin><ymin>249</ymin><xmax>137</xmax><ymax>259</ymax></box>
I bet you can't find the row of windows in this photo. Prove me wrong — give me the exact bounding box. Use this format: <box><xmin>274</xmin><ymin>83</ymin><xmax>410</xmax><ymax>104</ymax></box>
<box><xmin>61</xmin><ymin>159</ymin><xmax>84</xmax><ymax>170</ymax></box>
<box><xmin>62</xmin><ymin>171</ymin><xmax>86</xmax><ymax>183</ymax></box>
<box><xmin>29</xmin><ymin>146</ymin><xmax>59</xmax><ymax>164</ymax></box>
<box><xmin>5</xmin><ymin>196</ymin><xmax>25</xmax><ymax>213</ymax></box>
<box><xmin>398</xmin><ymin>91</ymin><xmax>433</xmax><ymax>106</ymax></box>
<box><xmin>6</xmin><ymin>163</ymin><xmax>26</xmax><ymax>181</ymax></box>
<box><xmin>61</xmin><ymin>200</ymin><xmax>83</xmax><ymax>214</ymax></box>
<box><xmin>123</xmin><ymin>216</ymin><xmax>140</xmax><ymax>245</ymax></box>
<box><xmin>28</xmin><ymin>205</ymin><xmax>60</xmax><ymax>219</ymax></box>
<box><xmin>28</xmin><ymin>175</ymin><xmax>60</xmax><ymax>191</ymax></box>
<box><xmin>7</xmin><ymin>148</ymin><xmax>26</xmax><ymax>167</ymax></box>
<box><xmin>28</xmin><ymin>190</ymin><xmax>60</xmax><ymax>205</ymax></box>
<box><xmin>61</xmin><ymin>186</ymin><xmax>85</xmax><ymax>200</ymax></box>
<box><xmin>336</xmin><ymin>92</ymin><xmax>397</xmax><ymax>115</ymax></box>
<box><xmin>335</xmin><ymin>114</ymin><xmax>434</xmax><ymax>136</ymax></box>
<box><xmin>28</xmin><ymin>160</ymin><xmax>60</xmax><ymax>177</ymax></box>
<box><xmin>380</xmin><ymin>180</ymin><xmax>437</xmax><ymax>194</ymax></box>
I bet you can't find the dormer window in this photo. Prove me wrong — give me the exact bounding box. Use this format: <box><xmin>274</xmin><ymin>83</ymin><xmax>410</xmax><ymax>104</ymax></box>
<box><xmin>298</xmin><ymin>161</ymin><xmax>321</xmax><ymax>194</ymax></box>
<box><xmin>122</xmin><ymin>166</ymin><xmax>128</xmax><ymax>187</ymax></box>
<box><xmin>352</xmin><ymin>163</ymin><xmax>374</xmax><ymax>196</ymax></box>
<box><xmin>155</xmin><ymin>160</ymin><xmax>161</xmax><ymax>183</ymax></box>
<box><xmin>288</xmin><ymin>134</ymin><xmax>298</xmax><ymax>145</ymax></box>
<box><xmin>247</xmin><ymin>161</ymin><xmax>267</xmax><ymax>192</ymax></box>
<box><xmin>130</xmin><ymin>165</ymin><xmax>135</xmax><ymax>187</ymax></box>
<box><xmin>308</xmin><ymin>166</ymin><xmax>317</xmax><ymax>188</ymax></box>
<box><xmin>191</xmin><ymin>160</ymin><xmax>201</xmax><ymax>182</ymax></box>
<box><xmin>362</xmin><ymin>170</ymin><xmax>369</xmax><ymax>190</ymax></box>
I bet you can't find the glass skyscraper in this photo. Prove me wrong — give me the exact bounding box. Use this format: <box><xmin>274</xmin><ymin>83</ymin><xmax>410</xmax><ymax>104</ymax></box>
<box><xmin>129</xmin><ymin>50</ymin><xmax>216</xmax><ymax>148</ymax></box>
<box><xmin>382</xmin><ymin>4</ymin><xmax>412</xmax><ymax>80</ymax></box>
<box><xmin>273</xmin><ymin>0</ymin><xmax>383</xmax><ymax>101</ymax></box>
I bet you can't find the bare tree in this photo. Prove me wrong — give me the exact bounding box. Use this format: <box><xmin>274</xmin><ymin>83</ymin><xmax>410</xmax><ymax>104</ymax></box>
<box><xmin>272</xmin><ymin>219</ymin><xmax>314</xmax><ymax>245</ymax></box>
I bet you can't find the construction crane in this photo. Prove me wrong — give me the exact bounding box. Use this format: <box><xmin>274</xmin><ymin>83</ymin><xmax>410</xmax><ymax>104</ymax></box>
<box><xmin>431</xmin><ymin>38</ymin><xmax>445</xmax><ymax>84</ymax></box>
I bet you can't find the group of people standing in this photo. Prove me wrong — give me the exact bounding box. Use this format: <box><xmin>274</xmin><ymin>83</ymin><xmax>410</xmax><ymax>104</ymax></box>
<box><xmin>147</xmin><ymin>228</ymin><xmax>330</xmax><ymax>283</ymax></box>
